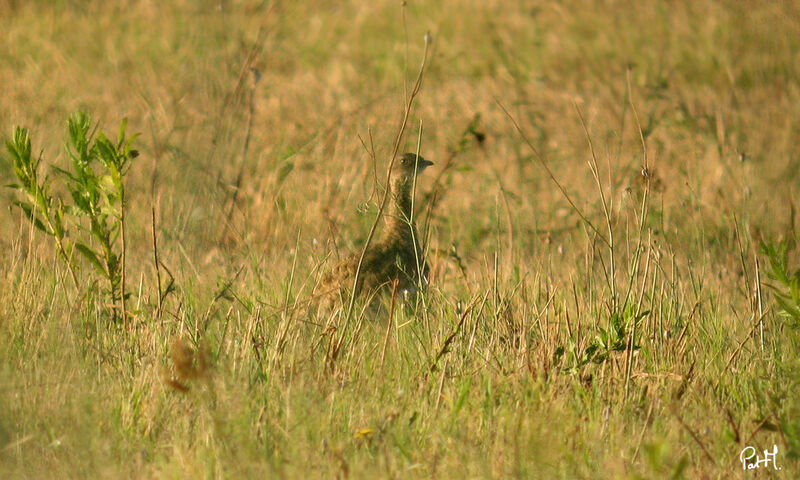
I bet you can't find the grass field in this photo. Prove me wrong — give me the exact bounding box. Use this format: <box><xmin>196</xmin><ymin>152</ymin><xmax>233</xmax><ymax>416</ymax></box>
<box><xmin>2</xmin><ymin>0</ymin><xmax>800</xmax><ymax>478</ymax></box>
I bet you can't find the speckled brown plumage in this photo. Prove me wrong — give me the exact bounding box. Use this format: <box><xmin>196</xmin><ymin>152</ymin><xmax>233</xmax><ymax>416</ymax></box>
<box><xmin>322</xmin><ymin>153</ymin><xmax>433</xmax><ymax>302</ymax></box>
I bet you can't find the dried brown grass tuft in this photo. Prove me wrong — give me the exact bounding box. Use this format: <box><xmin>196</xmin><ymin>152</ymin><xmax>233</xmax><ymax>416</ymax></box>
<box><xmin>164</xmin><ymin>335</ymin><xmax>211</xmax><ymax>393</ymax></box>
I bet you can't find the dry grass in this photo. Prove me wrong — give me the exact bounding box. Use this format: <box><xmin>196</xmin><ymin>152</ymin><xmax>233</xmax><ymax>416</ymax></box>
<box><xmin>1</xmin><ymin>0</ymin><xmax>799</xmax><ymax>478</ymax></box>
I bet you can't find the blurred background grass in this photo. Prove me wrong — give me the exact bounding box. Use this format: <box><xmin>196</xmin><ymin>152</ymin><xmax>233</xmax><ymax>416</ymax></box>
<box><xmin>1</xmin><ymin>0</ymin><xmax>799</xmax><ymax>478</ymax></box>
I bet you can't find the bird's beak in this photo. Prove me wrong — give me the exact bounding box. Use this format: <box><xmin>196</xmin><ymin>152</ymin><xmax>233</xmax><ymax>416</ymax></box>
<box><xmin>418</xmin><ymin>158</ymin><xmax>434</xmax><ymax>169</ymax></box>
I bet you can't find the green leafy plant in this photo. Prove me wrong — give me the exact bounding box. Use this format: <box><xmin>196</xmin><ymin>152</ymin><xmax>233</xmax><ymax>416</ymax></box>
<box><xmin>761</xmin><ymin>239</ymin><xmax>800</xmax><ymax>330</ymax></box>
<box><xmin>761</xmin><ymin>238</ymin><xmax>800</xmax><ymax>460</ymax></box>
<box><xmin>5</xmin><ymin>126</ymin><xmax>77</xmax><ymax>286</ymax></box>
<box><xmin>5</xmin><ymin>112</ymin><xmax>138</xmax><ymax>324</ymax></box>
<box><xmin>553</xmin><ymin>305</ymin><xmax>646</xmax><ymax>371</ymax></box>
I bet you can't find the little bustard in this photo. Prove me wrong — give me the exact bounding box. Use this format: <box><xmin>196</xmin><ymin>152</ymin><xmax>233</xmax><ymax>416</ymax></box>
<box><xmin>322</xmin><ymin>152</ymin><xmax>433</xmax><ymax>304</ymax></box>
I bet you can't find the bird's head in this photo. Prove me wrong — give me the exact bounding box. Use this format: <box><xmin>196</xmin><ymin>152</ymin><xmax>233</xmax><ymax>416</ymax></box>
<box><xmin>396</xmin><ymin>152</ymin><xmax>433</xmax><ymax>178</ymax></box>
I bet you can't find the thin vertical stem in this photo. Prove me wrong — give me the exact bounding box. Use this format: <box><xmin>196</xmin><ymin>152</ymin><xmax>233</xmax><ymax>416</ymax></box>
<box><xmin>152</xmin><ymin>207</ymin><xmax>164</xmax><ymax>319</ymax></box>
<box><xmin>380</xmin><ymin>280</ymin><xmax>399</xmax><ymax>369</ymax></box>
<box><xmin>755</xmin><ymin>254</ymin><xmax>764</xmax><ymax>350</ymax></box>
<box><xmin>120</xmin><ymin>187</ymin><xmax>128</xmax><ymax>329</ymax></box>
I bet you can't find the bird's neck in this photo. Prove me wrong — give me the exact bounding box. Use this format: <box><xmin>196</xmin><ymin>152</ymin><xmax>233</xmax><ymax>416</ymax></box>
<box><xmin>382</xmin><ymin>176</ymin><xmax>417</xmax><ymax>245</ymax></box>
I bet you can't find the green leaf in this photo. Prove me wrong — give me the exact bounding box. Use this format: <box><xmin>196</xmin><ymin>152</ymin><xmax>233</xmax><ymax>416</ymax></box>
<box><xmin>51</xmin><ymin>165</ymin><xmax>79</xmax><ymax>182</ymax></box>
<box><xmin>94</xmin><ymin>135</ymin><xmax>117</xmax><ymax>168</ymax></box>
<box><xmin>9</xmin><ymin>127</ymin><xmax>31</xmax><ymax>161</ymax></box>
<box><xmin>69</xmin><ymin>188</ymin><xmax>91</xmax><ymax>213</ymax></box>
<box><xmin>125</xmin><ymin>133</ymin><xmax>141</xmax><ymax>153</ymax></box>
<box><xmin>12</xmin><ymin>201</ymin><xmax>51</xmax><ymax>235</ymax></box>
<box><xmin>100</xmin><ymin>204</ymin><xmax>120</xmax><ymax>219</ymax></box>
<box><xmin>117</xmin><ymin>117</ymin><xmax>128</xmax><ymax>148</ymax></box>
<box><xmin>32</xmin><ymin>189</ymin><xmax>49</xmax><ymax>215</ymax></box>
<box><xmin>63</xmin><ymin>205</ymin><xmax>87</xmax><ymax>217</ymax></box>
<box><xmin>75</xmin><ymin>243</ymin><xmax>106</xmax><ymax>275</ymax></box>
<box><xmin>99</xmin><ymin>174</ymin><xmax>116</xmax><ymax>191</ymax></box>
<box><xmin>68</xmin><ymin>111</ymin><xmax>93</xmax><ymax>162</ymax></box>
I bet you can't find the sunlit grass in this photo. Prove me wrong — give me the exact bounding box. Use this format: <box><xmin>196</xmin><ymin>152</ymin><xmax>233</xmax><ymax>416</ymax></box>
<box><xmin>1</xmin><ymin>1</ymin><xmax>799</xmax><ymax>478</ymax></box>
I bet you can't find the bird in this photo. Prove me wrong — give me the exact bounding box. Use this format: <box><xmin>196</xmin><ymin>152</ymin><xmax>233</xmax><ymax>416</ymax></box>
<box><xmin>320</xmin><ymin>152</ymin><xmax>434</xmax><ymax>306</ymax></box>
